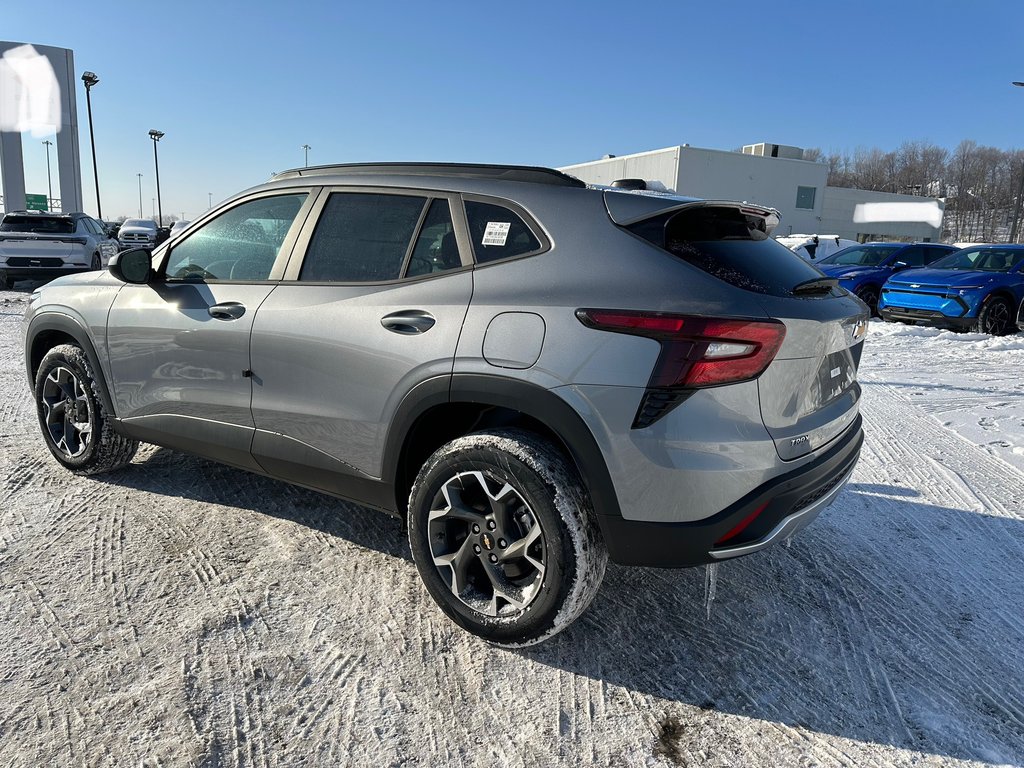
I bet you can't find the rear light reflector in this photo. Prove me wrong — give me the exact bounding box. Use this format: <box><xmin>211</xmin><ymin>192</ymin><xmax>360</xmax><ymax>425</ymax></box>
<box><xmin>715</xmin><ymin>502</ymin><xmax>770</xmax><ymax>545</ymax></box>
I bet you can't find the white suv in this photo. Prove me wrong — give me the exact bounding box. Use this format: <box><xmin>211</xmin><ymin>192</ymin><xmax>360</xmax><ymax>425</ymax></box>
<box><xmin>0</xmin><ymin>211</ymin><xmax>118</xmax><ymax>289</ymax></box>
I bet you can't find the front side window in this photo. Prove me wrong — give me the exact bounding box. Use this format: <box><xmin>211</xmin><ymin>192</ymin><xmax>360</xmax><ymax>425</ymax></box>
<box><xmin>165</xmin><ymin>193</ymin><xmax>307</xmax><ymax>281</ymax></box>
<box><xmin>795</xmin><ymin>186</ymin><xmax>817</xmax><ymax>210</ymax></box>
<box><xmin>464</xmin><ymin>200</ymin><xmax>542</xmax><ymax>264</ymax></box>
<box><xmin>300</xmin><ymin>193</ymin><xmax>426</xmax><ymax>282</ymax></box>
<box><xmin>823</xmin><ymin>247</ymin><xmax>897</xmax><ymax>266</ymax></box>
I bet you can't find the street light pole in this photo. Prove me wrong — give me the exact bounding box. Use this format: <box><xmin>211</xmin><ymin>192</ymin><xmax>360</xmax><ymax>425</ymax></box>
<box><xmin>148</xmin><ymin>129</ymin><xmax>164</xmax><ymax>225</ymax></box>
<box><xmin>208</xmin><ymin>192</ymin><xmax>212</xmax><ymax>208</ymax></box>
<box><xmin>301</xmin><ymin>143</ymin><xmax>311</xmax><ymax>168</ymax></box>
<box><xmin>81</xmin><ymin>71</ymin><xmax>102</xmax><ymax>219</ymax></box>
<box><xmin>136</xmin><ymin>173</ymin><xmax>143</xmax><ymax>218</ymax></box>
<box><xmin>42</xmin><ymin>140</ymin><xmax>53</xmax><ymax>211</ymax></box>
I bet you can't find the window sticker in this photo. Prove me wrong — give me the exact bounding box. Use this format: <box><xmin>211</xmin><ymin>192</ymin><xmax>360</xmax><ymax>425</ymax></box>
<box><xmin>481</xmin><ymin>221</ymin><xmax>511</xmax><ymax>247</ymax></box>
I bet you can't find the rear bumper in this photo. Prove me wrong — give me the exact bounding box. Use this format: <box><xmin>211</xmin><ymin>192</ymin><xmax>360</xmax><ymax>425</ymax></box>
<box><xmin>597</xmin><ymin>415</ymin><xmax>863</xmax><ymax>567</ymax></box>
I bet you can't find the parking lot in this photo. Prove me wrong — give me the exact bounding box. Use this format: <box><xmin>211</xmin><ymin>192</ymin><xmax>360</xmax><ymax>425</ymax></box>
<box><xmin>1</xmin><ymin>282</ymin><xmax>1023</xmax><ymax>767</ymax></box>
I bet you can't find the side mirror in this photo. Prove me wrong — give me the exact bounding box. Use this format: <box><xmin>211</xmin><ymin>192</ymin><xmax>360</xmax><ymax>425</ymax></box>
<box><xmin>109</xmin><ymin>248</ymin><xmax>153</xmax><ymax>284</ymax></box>
<box><xmin>892</xmin><ymin>261</ymin><xmax>910</xmax><ymax>271</ymax></box>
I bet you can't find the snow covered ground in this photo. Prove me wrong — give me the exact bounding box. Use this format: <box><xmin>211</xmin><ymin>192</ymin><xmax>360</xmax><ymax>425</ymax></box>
<box><xmin>1</xmin><ymin>285</ymin><xmax>1023</xmax><ymax>767</ymax></box>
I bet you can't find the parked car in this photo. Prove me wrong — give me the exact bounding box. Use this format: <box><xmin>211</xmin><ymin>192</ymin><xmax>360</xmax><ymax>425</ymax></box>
<box><xmin>816</xmin><ymin>242</ymin><xmax>958</xmax><ymax>315</ymax></box>
<box><xmin>775</xmin><ymin>233</ymin><xmax>858</xmax><ymax>262</ymax></box>
<box><xmin>168</xmin><ymin>220</ymin><xmax>192</xmax><ymax>239</ymax></box>
<box><xmin>22</xmin><ymin>163</ymin><xmax>867</xmax><ymax>645</ymax></box>
<box><xmin>117</xmin><ymin>219</ymin><xmax>160</xmax><ymax>251</ymax></box>
<box><xmin>879</xmin><ymin>244</ymin><xmax>1024</xmax><ymax>335</ymax></box>
<box><xmin>0</xmin><ymin>210</ymin><xmax>118</xmax><ymax>289</ymax></box>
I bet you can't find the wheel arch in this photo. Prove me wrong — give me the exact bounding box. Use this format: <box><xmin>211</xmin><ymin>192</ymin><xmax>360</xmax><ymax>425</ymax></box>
<box><xmin>27</xmin><ymin>312</ymin><xmax>117</xmax><ymax>417</ymax></box>
<box><xmin>383</xmin><ymin>374</ymin><xmax>622</xmax><ymax>521</ymax></box>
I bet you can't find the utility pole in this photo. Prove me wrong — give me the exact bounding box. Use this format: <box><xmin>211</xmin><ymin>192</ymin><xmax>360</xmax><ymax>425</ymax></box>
<box><xmin>208</xmin><ymin>192</ymin><xmax>213</xmax><ymax>208</ymax></box>
<box><xmin>301</xmin><ymin>144</ymin><xmax>311</xmax><ymax>168</ymax></box>
<box><xmin>149</xmin><ymin>129</ymin><xmax>164</xmax><ymax>225</ymax></box>
<box><xmin>137</xmin><ymin>173</ymin><xmax>143</xmax><ymax>218</ymax></box>
<box><xmin>42</xmin><ymin>140</ymin><xmax>54</xmax><ymax>210</ymax></box>
<box><xmin>81</xmin><ymin>71</ymin><xmax>102</xmax><ymax>219</ymax></box>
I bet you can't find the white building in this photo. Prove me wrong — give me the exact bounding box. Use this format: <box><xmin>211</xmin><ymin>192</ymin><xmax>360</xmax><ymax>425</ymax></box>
<box><xmin>559</xmin><ymin>143</ymin><xmax>944</xmax><ymax>242</ymax></box>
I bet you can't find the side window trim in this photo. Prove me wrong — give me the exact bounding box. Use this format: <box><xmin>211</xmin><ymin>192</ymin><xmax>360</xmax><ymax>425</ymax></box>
<box><xmin>458</xmin><ymin>193</ymin><xmax>551</xmax><ymax>266</ymax></box>
<box><xmin>158</xmin><ymin>187</ymin><xmax>319</xmax><ymax>282</ymax></box>
<box><xmin>281</xmin><ymin>187</ymin><xmax>470</xmax><ymax>283</ymax></box>
<box><xmin>398</xmin><ymin>199</ymin><xmax>433</xmax><ymax>278</ymax></box>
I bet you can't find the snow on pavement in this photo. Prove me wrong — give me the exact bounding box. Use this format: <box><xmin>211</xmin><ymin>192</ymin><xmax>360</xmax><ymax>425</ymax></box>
<box><xmin>1</xmin><ymin>289</ymin><xmax>1023</xmax><ymax>767</ymax></box>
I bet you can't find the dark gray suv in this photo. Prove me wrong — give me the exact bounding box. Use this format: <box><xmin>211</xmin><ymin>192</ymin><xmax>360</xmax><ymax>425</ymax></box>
<box><xmin>22</xmin><ymin>163</ymin><xmax>866</xmax><ymax>645</ymax></box>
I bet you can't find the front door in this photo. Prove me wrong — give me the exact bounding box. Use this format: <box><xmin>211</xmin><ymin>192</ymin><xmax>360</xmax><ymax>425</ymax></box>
<box><xmin>105</xmin><ymin>191</ymin><xmax>314</xmax><ymax>470</ymax></box>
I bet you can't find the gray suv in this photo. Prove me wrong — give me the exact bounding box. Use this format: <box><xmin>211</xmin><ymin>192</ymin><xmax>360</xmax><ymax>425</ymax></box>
<box><xmin>0</xmin><ymin>211</ymin><xmax>118</xmax><ymax>288</ymax></box>
<box><xmin>22</xmin><ymin>163</ymin><xmax>866</xmax><ymax>645</ymax></box>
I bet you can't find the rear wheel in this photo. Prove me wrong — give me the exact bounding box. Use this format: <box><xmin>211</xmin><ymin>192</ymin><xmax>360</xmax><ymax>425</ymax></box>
<box><xmin>408</xmin><ymin>429</ymin><xmax>607</xmax><ymax>647</ymax></box>
<box><xmin>35</xmin><ymin>344</ymin><xmax>139</xmax><ymax>474</ymax></box>
<box><xmin>854</xmin><ymin>284</ymin><xmax>880</xmax><ymax>316</ymax></box>
<box><xmin>90</xmin><ymin>252</ymin><xmax>102</xmax><ymax>271</ymax></box>
<box><xmin>974</xmin><ymin>296</ymin><xmax>1013</xmax><ymax>335</ymax></box>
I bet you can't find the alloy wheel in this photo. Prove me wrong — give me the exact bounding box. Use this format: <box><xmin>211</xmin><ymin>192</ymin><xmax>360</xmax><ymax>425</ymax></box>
<box><xmin>982</xmin><ymin>301</ymin><xmax>1010</xmax><ymax>334</ymax></box>
<box><xmin>427</xmin><ymin>470</ymin><xmax>546</xmax><ymax>617</ymax></box>
<box><xmin>40</xmin><ymin>366</ymin><xmax>94</xmax><ymax>458</ymax></box>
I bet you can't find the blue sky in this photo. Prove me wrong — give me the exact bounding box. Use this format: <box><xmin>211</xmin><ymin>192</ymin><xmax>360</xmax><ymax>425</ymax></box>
<box><xmin>4</xmin><ymin>0</ymin><xmax>1024</xmax><ymax>220</ymax></box>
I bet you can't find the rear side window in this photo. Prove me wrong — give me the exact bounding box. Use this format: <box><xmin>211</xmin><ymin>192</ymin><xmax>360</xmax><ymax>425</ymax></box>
<box><xmin>301</xmin><ymin>193</ymin><xmax>425</xmax><ymax>282</ymax></box>
<box><xmin>629</xmin><ymin>206</ymin><xmax>826</xmax><ymax>297</ymax></box>
<box><xmin>464</xmin><ymin>201</ymin><xmax>541</xmax><ymax>264</ymax></box>
<box><xmin>407</xmin><ymin>199</ymin><xmax>461</xmax><ymax>277</ymax></box>
<box><xmin>894</xmin><ymin>246</ymin><xmax>928</xmax><ymax>267</ymax></box>
<box><xmin>0</xmin><ymin>215</ymin><xmax>74</xmax><ymax>234</ymax></box>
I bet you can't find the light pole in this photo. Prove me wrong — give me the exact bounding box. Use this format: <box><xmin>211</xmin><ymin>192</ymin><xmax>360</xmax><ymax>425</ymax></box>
<box><xmin>42</xmin><ymin>140</ymin><xmax>53</xmax><ymax>211</ymax></box>
<box><xmin>81</xmin><ymin>71</ymin><xmax>102</xmax><ymax>219</ymax></box>
<box><xmin>301</xmin><ymin>143</ymin><xmax>311</xmax><ymax>167</ymax></box>
<box><xmin>136</xmin><ymin>173</ymin><xmax>143</xmax><ymax>218</ymax></box>
<box><xmin>1011</xmin><ymin>83</ymin><xmax>1024</xmax><ymax>243</ymax></box>
<box><xmin>149</xmin><ymin>129</ymin><xmax>164</xmax><ymax>225</ymax></box>
<box><xmin>208</xmin><ymin>192</ymin><xmax>212</xmax><ymax>208</ymax></box>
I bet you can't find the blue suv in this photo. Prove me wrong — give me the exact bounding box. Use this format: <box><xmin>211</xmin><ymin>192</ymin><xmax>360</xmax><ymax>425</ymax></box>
<box><xmin>879</xmin><ymin>244</ymin><xmax>1024</xmax><ymax>335</ymax></box>
<box><xmin>816</xmin><ymin>242</ymin><xmax>956</xmax><ymax>316</ymax></box>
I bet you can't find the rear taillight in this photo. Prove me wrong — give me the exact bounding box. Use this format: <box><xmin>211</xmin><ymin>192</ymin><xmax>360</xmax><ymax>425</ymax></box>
<box><xmin>576</xmin><ymin>309</ymin><xmax>786</xmax><ymax>428</ymax></box>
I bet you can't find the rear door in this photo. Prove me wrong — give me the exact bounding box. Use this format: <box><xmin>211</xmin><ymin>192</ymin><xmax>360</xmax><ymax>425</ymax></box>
<box><xmin>247</xmin><ymin>188</ymin><xmax>473</xmax><ymax>493</ymax></box>
<box><xmin>105</xmin><ymin>191</ymin><xmax>314</xmax><ymax>469</ymax></box>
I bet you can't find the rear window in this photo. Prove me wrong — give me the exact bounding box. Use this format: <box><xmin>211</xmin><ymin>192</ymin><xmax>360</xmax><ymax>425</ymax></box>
<box><xmin>0</xmin><ymin>215</ymin><xmax>74</xmax><ymax>234</ymax></box>
<box><xmin>820</xmin><ymin>246</ymin><xmax>898</xmax><ymax>266</ymax></box>
<box><xmin>628</xmin><ymin>206</ymin><xmax>826</xmax><ymax>297</ymax></box>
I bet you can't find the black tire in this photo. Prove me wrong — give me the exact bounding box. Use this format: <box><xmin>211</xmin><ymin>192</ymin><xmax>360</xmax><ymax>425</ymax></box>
<box><xmin>34</xmin><ymin>344</ymin><xmax>139</xmax><ymax>474</ymax></box>
<box><xmin>408</xmin><ymin>429</ymin><xmax>607</xmax><ymax>647</ymax></box>
<box><xmin>854</xmin><ymin>284</ymin><xmax>880</xmax><ymax>317</ymax></box>
<box><xmin>90</xmin><ymin>252</ymin><xmax>102</xmax><ymax>271</ymax></box>
<box><xmin>973</xmin><ymin>296</ymin><xmax>1013</xmax><ymax>335</ymax></box>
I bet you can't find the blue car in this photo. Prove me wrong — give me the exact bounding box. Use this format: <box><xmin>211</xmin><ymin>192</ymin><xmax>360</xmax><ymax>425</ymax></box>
<box><xmin>816</xmin><ymin>242</ymin><xmax>956</xmax><ymax>315</ymax></box>
<box><xmin>879</xmin><ymin>244</ymin><xmax>1024</xmax><ymax>335</ymax></box>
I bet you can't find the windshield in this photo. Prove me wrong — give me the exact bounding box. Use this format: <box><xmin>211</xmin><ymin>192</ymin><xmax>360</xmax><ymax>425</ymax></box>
<box><xmin>122</xmin><ymin>219</ymin><xmax>157</xmax><ymax>229</ymax></box>
<box><xmin>929</xmin><ymin>248</ymin><xmax>1024</xmax><ymax>272</ymax></box>
<box><xmin>819</xmin><ymin>246</ymin><xmax>899</xmax><ymax>266</ymax></box>
<box><xmin>0</xmin><ymin>215</ymin><xmax>74</xmax><ymax>234</ymax></box>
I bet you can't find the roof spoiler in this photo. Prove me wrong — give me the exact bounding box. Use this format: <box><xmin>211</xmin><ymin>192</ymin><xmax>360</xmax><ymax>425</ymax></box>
<box><xmin>603</xmin><ymin>191</ymin><xmax>781</xmax><ymax>235</ymax></box>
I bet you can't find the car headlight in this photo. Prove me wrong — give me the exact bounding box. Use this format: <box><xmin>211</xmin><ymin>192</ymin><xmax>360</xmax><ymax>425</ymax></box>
<box><xmin>945</xmin><ymin>285</ymin><xmax>983</xmax><ymax>298</ymax></box>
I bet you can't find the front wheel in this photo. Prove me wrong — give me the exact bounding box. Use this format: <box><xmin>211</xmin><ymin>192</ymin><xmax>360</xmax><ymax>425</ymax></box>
<box><xmin>854</xmin><ymin>284</ymin><xmax>880</xmax><ymax>317</ymax></box>
<box><xmin>974</xmin><ymin>296</ymin><xmax>1013</xmax><ymax>335</ymax></box>
<box><xmin>408</xmin><ymin>429</ymin><xmax>607</xmax><ymax>647</ymax></box>
<box><xmin>35</xmin><ymin>344</ymin><xmax>139</xmax><ymax>474</ymax></box>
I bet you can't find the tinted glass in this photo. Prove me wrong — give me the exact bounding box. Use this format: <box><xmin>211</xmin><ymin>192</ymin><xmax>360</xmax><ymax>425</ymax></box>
<box><xmin>0</xmin><ymin>215</ymin><xmax>74</xmax><ymax>234</ymax></box>
<box><xmin>464</xmin><ymin>201</ymin><xmax>541</xmax><ymax>264</ymax></box>
<box><xmin>407</xmin><ymin>199</ymin><xmax>460</xmax><ymax>277</ymax></box>
<box><xmin>123</xmin><ymin>219</ymin><xmax>157</xmax><ymax>229</ymax></box>
<box><xmin>166</xmin><ymin>193</ymin><xmax>307</xmax><ymax>281</ymax></box>
<box><xmin>820</xmin><ymin>246</ymin><xmax>898</xmax><ymax>266</ymax></box>
<box><xmin>923</xmin><ymin>246</ymin><xmax>954</xmax><ymax>264</ymax></box>
<box><xmin>632</xmin><ymin>206</ymin><xmax>825</xmax><ymax>297</ymax></box>
<box><xmin>300</xmin><ymin>193</ymin><xmax>425</xmax><ymax>282</ymax></box>
<box><xmin>894</xmin><ymin>246</ymin><xmax>928</xmax><ymax>267</ymax></box>
<box><xmin>929</xmin><ymin>248</ymin><xmax>1024</xmax><ymax>272</ymax></box>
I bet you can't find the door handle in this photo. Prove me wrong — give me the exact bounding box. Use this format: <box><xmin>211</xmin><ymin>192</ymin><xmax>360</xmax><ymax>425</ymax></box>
<box><xmin>381</xmin><ymin>310</ymin><xmax>435</xmax><ymax>335</ymax></box>
<box><xmin>209</xmin><ymin>302</ymin><xmax>246</xmax><ymax>320</ymax></box>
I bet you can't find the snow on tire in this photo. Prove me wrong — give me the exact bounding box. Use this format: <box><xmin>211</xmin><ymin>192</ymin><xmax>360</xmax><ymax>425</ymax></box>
<box><xmin>34</xmin><ymin>343</ymin><xmax>139</xmax><ymax>475</ymax></box>
<box><xmin>407</xmin><ymin>428</ymin><xmax>607</xmax><ymax>647</ymax></box>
